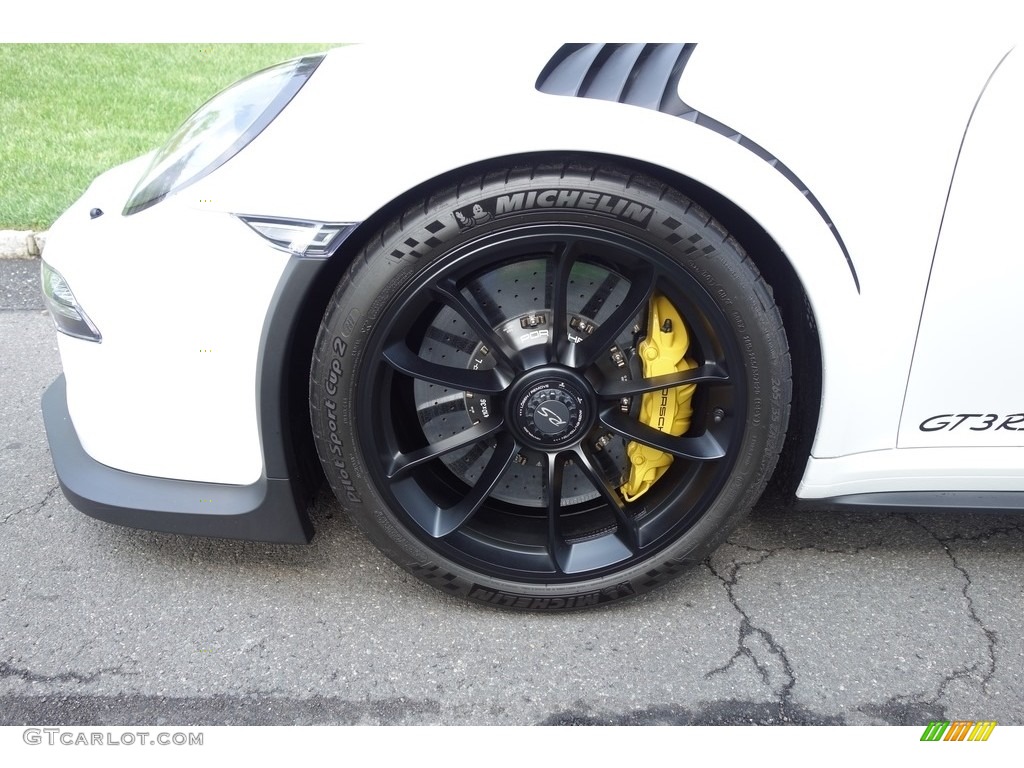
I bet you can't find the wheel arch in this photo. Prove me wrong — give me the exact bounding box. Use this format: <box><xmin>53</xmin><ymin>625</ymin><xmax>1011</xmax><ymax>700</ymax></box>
<box><xmin>274</xmin><ymin>150</ymin><xmax>821</xmax><ymax>515</ymax></box>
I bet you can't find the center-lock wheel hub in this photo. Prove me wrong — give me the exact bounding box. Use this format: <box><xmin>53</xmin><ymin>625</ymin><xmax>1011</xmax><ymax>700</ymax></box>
<box><xmin>509</xmin><ymin>370</ymin><xmax>594</xmax><ymax>449</ymax></box>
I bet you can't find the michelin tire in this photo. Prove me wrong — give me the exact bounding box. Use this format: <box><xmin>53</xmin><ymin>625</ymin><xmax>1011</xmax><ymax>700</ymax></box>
<box><xmin>310</xmin><ymin>162</ymin><xmax>791</xmax><ymax>610</ymax></box>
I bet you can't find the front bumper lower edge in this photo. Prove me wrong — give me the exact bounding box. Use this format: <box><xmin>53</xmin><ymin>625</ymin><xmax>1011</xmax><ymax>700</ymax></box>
<box><xmin>42</xmin><ymin>374</ymin><xmax>313</xmax><ymax>544</ymax></box>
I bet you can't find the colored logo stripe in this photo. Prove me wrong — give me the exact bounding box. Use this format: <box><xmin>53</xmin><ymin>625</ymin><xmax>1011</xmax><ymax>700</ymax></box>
<box><xmin>968</xmin><ymin>721</ymin><xmax>997</xmax><ymax>741</ymax></box>
<box><xmin>945</xmin><ymin>721</ymin><xmax>973</xmax><ymax>741</ymax></box>
<box><xmin>920</xmin><ymin>720</ymin><xmax>996</xmax><ymax>741</ymax></box>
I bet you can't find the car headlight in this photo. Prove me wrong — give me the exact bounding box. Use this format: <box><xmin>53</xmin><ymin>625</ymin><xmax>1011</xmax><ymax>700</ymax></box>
<box><xmin>123</xmin><ymin>54</ymin><xmax>324</xmax><ymax>216</ymax></box>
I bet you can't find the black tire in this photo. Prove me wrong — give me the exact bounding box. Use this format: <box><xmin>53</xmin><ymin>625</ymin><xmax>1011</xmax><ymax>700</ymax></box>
<box><xmin>310</xmin><ymin>161</ymin><xmax>791</xmax><ymax>610</ymax></box>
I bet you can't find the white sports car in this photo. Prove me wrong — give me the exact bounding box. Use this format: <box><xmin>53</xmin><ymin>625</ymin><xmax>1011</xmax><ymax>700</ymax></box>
<box><xmin>41</xmin><ymin>43</ymin><xmax>1023</xmax><ymax>610</ymax></box>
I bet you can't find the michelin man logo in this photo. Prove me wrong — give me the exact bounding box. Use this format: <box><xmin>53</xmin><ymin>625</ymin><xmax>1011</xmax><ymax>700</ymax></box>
<box><xmin>454</xmin><ymin>203</ymin><xmax>493</xmax><ymax>230</ymax></box>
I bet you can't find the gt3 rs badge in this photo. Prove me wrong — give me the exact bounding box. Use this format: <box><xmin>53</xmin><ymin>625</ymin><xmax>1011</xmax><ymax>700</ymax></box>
<box><xmin>919</xmin><ymin>413</ymin><xmax>1024</xmax><ymax>432</ymax></box>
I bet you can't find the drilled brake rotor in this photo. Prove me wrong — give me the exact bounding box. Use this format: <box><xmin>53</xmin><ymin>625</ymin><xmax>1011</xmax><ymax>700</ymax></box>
<box><xmin>413</xmin><ymin>257</ymin><xmax>639</xmax><ymax>507</ymax></box>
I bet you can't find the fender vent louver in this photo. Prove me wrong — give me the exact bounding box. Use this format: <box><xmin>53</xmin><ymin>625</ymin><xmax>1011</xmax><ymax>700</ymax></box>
<box><xmin>537</xmin><ymin>44</ymin><xmax>860</xmax><ymax>292</ymax></box>
<box><xmin>537</xmin><ymin>43</ymin><xmax>695</xmax><ymax>113</ymax></box>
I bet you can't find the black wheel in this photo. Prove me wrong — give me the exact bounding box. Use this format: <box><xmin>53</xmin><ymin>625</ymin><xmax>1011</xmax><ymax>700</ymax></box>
<box><xmin>311</xmin><ymin>162</ymin><xmax>790</xmax><ymax>610</ymax></box>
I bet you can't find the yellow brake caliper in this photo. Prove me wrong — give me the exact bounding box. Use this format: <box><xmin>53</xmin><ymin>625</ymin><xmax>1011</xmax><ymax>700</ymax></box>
<box><xmin>620</xmin><ymin>294</ymin><xmax>697</xmax><ymax>502</ymax></box>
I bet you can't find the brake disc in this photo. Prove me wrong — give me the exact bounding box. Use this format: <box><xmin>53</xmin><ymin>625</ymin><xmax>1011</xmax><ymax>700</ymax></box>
<box><xmin>413</xmin><ymin>257</ymin><xmax>639</xmax><ymax>507</ymax></box>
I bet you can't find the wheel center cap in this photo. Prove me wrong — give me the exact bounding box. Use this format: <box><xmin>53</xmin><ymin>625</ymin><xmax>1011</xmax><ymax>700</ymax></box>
<box><xmin>533</xmin><ymin>396</ymin><xmax>572</xmax><ymax>435</ymax></box>
<box><xmin>513</xmin><ymin>376</ymin><xmax>592</xmax><ymax>448</ymax></box>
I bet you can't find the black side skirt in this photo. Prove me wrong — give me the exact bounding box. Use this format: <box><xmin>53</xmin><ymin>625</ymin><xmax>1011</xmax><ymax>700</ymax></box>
<box><xmin>798</xmin><ymin>490</ymin><xmax>1024</xmax><ymax>513</ymax></box>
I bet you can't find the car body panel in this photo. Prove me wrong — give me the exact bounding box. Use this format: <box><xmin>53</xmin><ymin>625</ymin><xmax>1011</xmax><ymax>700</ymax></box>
<box><xmin>680</xmin><ymin>40</ymin><xmax>1009</xmax><ymax>461</ymax></box>
<box><xmin>798</xmin><ymin>46</ymin><xmax>1024</xmax><ymax>498</ymax></box>
<box><xmin>899</xmin><ymin>46</ymin><xmax>1024</xmax><ymax>449</ymax></box>
<box><xmin>45</xmin><ymin>156</ymin><xmax>291</xmax><ymax>485</ymax></box>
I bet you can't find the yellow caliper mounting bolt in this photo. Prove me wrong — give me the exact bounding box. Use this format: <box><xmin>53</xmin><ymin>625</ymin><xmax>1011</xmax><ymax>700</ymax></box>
<box><xmin>620</xmin><ymin>294</ymin><xmax>697</xmax><ymax>502</ymax></box>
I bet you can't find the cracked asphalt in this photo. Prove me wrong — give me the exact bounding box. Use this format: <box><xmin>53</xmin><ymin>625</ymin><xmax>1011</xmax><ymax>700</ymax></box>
<box><xmin>1</xmin><ymin>259</ymin><xmax>1023</xmax><ymax>726</ymax></box>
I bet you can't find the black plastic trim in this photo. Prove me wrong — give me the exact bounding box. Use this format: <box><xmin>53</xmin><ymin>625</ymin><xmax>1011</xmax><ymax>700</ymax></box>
<box><xmin>42</xmin><ymin>375</ymin><xmax>313</xmax><ymax>543</ymax></box>
<box><xmin>799</xmin><ymin>490</ymin><xmax>1024</xmax><ymax>513</ymax></box>
<box><xmin>256</xmin><ymin>255</ymin><xmax>332</xmax><ymax>485</ymax></box>
<box><xmin>537</xmin><ymin>43</ymin><xmax>860</xmax><ymax>292</ymax></box>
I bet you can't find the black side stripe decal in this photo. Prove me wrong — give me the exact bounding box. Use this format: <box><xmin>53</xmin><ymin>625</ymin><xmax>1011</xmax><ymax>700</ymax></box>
<box><xmin>537</xmin><ymin>43</ymin><xmax>860</xmax><ymax>292</ymax></box>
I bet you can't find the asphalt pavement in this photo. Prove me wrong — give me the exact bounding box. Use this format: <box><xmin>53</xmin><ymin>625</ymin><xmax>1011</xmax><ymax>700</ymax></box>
<box><xmin>1</xmin><ymin>258</ymin><xmax>1022</xmax><ymax>726</ymax></box>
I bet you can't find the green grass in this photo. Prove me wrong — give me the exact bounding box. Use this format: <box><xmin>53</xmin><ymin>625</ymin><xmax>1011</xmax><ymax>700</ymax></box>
<box><xmin>0</xmin><ymin>44</ymin><xmax>338</xmax><ymax>230</ymax></box>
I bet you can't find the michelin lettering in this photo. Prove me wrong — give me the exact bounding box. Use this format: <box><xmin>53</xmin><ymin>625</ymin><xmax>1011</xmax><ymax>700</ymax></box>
<box><xmin>454</xmin><ymin>190</ymin><xmax>654</xmax><ymax>231</ymax></box>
